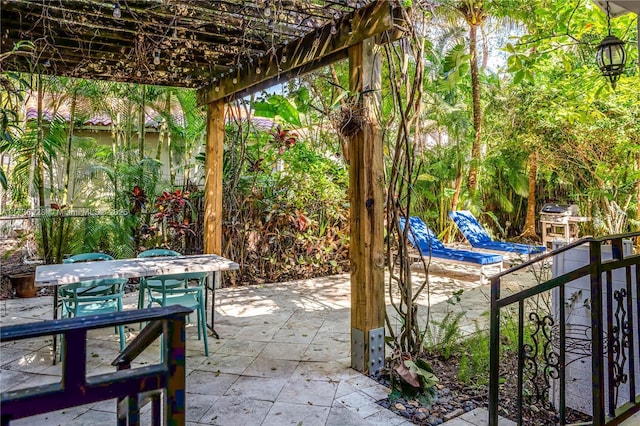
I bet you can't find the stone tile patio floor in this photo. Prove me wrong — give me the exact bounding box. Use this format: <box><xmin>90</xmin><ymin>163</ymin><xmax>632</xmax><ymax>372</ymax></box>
<box><xmin>0</xmin><ymin>264</ymin><xmax>592</xmax><ymax>425</ymax></box>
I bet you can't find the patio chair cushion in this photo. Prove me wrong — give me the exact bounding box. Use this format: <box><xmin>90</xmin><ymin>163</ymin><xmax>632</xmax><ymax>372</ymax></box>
<box><xmin>400</xmin><ymin>216</ymin><xmax>503</xmax><ymax>265</ymax></box>
<box><xmin>448</xmin><ymin>210</ymin><xmax>546</xmax><ymax>255</ymax></box>
<box><xmin>430</xmin><ymin>247</ymin><xmax>503</xmax><ymax>265</ymax></box>
<box><xmin>447</xmin><ymin>210</ymin><xmax>493</xmax><ymax>245</ymax></box>
<box><xmin>472</xmin><ymin>240</ymin><xmax>546</xmax><ymax>255</ymax></box>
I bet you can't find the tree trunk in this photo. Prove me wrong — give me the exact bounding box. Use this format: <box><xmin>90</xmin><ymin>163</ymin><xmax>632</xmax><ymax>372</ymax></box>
<box><xmin>126</xmin><ymin>94</ymin><xmax>133</xmax><ymax>163</ymax></box>
<box><xmin>27</xmin><ymin>151</ymin><xmax>36</xmax><ymax>209</ymax></box>
<box><xmin>55</xmin><ymin>89</ymin><xmax>78</xmax><ymax>264</ymax></box>
<box><xmin>36</xmin><ymin>75</ymin><xmax>51</xmax><ymax>263</ymax></box>
<box><xmin>450</xmin><ymin>170</ymin><xmax>463</xmax><ymax>211</ymax></box>
<box><xmin>157</xmin><ymin>91</ymin><xmax>170</xmax><ymax>161</ymax></box>
<box><xmin>451</xmin><ymin>137</ymin><xmax>463</xmax><ymax>212</ymax></box>
<box><xmin>168</xmin><ymin>126</ymin><xmax>174</xmax><ymax>186</ymax></box>
<box><xmin>111</xmin><ymin>114</ymin><xmax>119</xmax><ymax>157</ymax></box>
<box><xmin>521</xmin><ymin>152</ymin><xmax>538</xmax><ymax>238</ymax></box>
<box><xmin>467</xmin><ymin>23</ymin><xmax>482</xmax><ymax>195</ymax></box>
<box><xmin>480</xmin><ymin>23</ymin><xmax>488</xmax><ymax>69</ymax></box>
<box><xmin>62</xmin><ymin>91</ymin><xmax>77</xmax><ymax>206</ymax></box>
<box><xmin>138</xmin><ymin>85</ymin><xmax>146</xmax><ymax>160</ymax></box>
<box><xmin>156</xmin><ymin>121</ymin><xmax>165</xmax><ymax>161</ymax></box>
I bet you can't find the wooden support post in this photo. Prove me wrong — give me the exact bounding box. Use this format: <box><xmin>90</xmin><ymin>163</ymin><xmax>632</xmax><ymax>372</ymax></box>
<box><xmin>349</xmin><ymin>38</ymin><xmax>385</xmax><ymax>374</ymax></box>
<box><xmin>204</xmin><ymin>100</ymin><xmax>224</xmax><ymax>255</ymax></box>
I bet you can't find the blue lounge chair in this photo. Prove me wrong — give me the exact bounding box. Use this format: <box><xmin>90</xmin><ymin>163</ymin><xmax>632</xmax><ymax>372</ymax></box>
<box><xmin>399</xmin><ymin>216</ymin><xmax>503</xmax><ymax>282</ymax></box>
<box><xmin>448</xmin><ymin>210</ymin><xmax>546</xmax><ymax>255</ymax></box>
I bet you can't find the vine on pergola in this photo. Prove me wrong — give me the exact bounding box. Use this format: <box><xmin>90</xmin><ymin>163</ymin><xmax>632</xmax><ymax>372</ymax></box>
<box><xmin>384</xmin><ymin>4</ymin><xmax>431</xmax><ymax>357</ymax></box>
<box><xmin>0</xmin><ymin>0</ymin><xmax>362</xmax><ymax>88</ymax></box>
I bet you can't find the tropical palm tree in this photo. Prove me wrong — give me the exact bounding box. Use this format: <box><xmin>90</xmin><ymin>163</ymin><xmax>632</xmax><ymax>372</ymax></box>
<box><xmin>450</xmin><ymin>0</ymin><xmax>488</xmax><ymax>197</ymax></box>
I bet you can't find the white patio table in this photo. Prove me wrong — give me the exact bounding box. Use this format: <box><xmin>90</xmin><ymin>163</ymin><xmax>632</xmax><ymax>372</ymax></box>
<box><xmin>35</xmin><ymin>254</ymin><xmax>239</xmax><ymax>359</ymax></box>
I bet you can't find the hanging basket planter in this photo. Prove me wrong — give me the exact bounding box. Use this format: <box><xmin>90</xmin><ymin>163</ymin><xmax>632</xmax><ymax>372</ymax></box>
<box><xmin>334</xmin><ymin>103</ymin><xmax>367</xmax><ymax>138</ymax></box>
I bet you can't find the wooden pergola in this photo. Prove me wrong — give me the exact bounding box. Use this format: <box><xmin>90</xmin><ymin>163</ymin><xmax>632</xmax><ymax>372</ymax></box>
<box><xmin>1</xmin><ymin>0</ymin><xmax>404</xmax><ymax>373</ymax></box>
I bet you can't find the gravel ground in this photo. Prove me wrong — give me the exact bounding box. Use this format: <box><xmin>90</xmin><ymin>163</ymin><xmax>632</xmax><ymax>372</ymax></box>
<box><xmin>373</xmin><ymin>352</ymin><xmax>592</xmax><ymax>426</ymax></box>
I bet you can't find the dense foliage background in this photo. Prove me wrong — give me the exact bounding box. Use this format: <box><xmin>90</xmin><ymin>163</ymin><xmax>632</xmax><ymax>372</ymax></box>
<box><xmin>1</xmin><ymin>0</ymin><xmax>638</xmax><ymax>285</ymax></box>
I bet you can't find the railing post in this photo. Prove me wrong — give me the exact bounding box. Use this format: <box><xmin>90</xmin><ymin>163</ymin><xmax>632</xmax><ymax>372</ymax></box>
<box><xmin>115</xmin><ymin>362</ymin><xmax>140</xmax><ymax>426</ymax></box>
<box><xmin>62</xmin><ymin>329</ymin><xmax>87</xmax><ymax>390</ymax></box>
<box><xmin>630</xmin><ymin>257</ymin><xmax>639</xmax><ymax>408</ymax></box>
<box><xmin>164</xmin><ymin>315</ymin><xmax>187</xmax><ymax>425</ymax></box>
<box><xmin>1</xmin><ymin>306</ymin><xmax>191</xmax><ymax>424</ymax></box>
<box><xmin>489</xmin><ymin>275</ymin><xmax>501</xmax><ymax>426</ymax></box>
<box><xmin>590</xmin><ymin>240</ymin><xmax>605</xmax><ymax>425</ymax></box>
<box><xmin>482</xmin><ymin>234</ymin><xmax>640</xmax><ymax>424</ymax></box>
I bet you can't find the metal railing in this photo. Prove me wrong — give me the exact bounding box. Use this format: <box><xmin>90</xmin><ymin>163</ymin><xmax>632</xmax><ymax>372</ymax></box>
<box><xmin>0</xmin><ymin>305</ymin><xmax>192</xmax><ymax>425</ymax></box>
<box><xmin>489</xmin><ymin>234</ymin><xmax>640</xmax><ymax>426</ymax></box>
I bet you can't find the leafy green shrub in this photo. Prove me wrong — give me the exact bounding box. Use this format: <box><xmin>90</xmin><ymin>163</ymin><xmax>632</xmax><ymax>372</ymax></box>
<box><xmin>455</xmin><ymin>312</ymin><xmax>528</xmax><ymax>386</ymax></box>
<box><xmin>220</xmin><ymin>121</ymin><xmax>350</xmax><ymax>285</ymax></box>
<box><xmin>423</xmin><ymin>310</ymin><xmax>465</xmax><ymax>360</ymax></box>
<box><xmin>457</xmin><ymin>330</ymin><xmax>491</xmax><ymax>386</ymax></box>
<box><xmin>388</xmin><ymin>351</ymin><xmax>439</xmax><ymax>407</ymax></box>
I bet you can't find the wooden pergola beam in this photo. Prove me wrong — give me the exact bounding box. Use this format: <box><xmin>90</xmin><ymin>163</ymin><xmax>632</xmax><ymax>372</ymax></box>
<box><xmin>2</xmin><ymin>10</ymin><xmax>270</xmax><ymax>51</ymax></box>
<box><xmin>0</xmin><ymin>1</ymin><xmax>366</xmax><ymax>88</ymax></box>
<box><xmin>200</xmin><ymin>3</ymin><xmax>402</xmax><ymax>372</ymax></box>
<box><xmin>4</xmin><ymin>0</ymin><xmax>303</xmax><ymax>41</ymax></box>
<box><xmin>198</xmin><ymin>1</ymin><xmax>401</xmax><ymax>104</ymax></box>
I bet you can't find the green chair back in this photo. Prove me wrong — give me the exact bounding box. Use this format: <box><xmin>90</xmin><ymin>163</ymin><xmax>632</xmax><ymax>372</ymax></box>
<box><xmin>63</xmin><ymin>253</ymin><xmax>114</xmax><ymax>263</ymax></box>
<box><xmin>137</xmin><ymin>249</ymin><xmax>181</xmax><ymax>258</ymax></box>
<box><xmin>136</xmin><ymin>249</ymin><xmax>183</xmax><ymax>310</ymax></box>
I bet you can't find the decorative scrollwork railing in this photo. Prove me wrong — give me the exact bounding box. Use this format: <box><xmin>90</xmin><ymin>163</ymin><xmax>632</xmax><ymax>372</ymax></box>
<box><xmin>489</xmin><ymin>234</ymin><xmax>640</xmax><ymax>426</ymax></box>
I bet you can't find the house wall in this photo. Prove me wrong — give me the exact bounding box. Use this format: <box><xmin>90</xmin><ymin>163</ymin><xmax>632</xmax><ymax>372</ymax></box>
<box><xmin>550</xmin><ymin>242</ymin><xmax>640</xmax><ymax>415</ymax></box>
<box><xmin>47</xmin><ymin>127</ymin><xmax>203</xmax><ymax>209</ymax></box>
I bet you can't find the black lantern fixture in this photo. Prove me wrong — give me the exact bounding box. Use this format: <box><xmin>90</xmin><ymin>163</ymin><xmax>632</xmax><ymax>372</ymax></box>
<box><xmin>596</xmin><ymin>1</ymin><xmax>627</xmax><ymax>89</ymax></box>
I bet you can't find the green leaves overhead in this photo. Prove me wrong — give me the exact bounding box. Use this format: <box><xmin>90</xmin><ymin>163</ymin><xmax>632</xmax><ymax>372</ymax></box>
<box><xmin>505</xmin><ymin>0</ymin><xmax>637</xmax><ymax>92</ymax></box>
<box><xmin>292</xmin><ymin>86</ymin><xmax>310</xmax><ymax>114</ymax></box>
<box><xmin>252</xmin><ymin>94</ymin><xmax>302</xmax><ymax>127</ymax></box>
<box><xmin>442</xmin><ymin>43</ymin><xmax>471</xmax><ymax>87</ymax></box>
<box><xmin>505</xmin><ymin>44</ymin><xmax>535</xmax><ymax>84</ymax></box>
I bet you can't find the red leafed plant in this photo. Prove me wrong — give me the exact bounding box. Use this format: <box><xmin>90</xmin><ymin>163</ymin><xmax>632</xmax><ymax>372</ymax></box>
<box><xmin>50</xmin><ymin>203</ymin><xmax>67</xmax><ymax>214</ymax></box>
<box><xmin>129</xmin><ymin>185</ymin><xmax>147</xmax><ymax>214</ymax></box>
<box><xmin>294</xmin><ymin>209</ymin><xmax>310</xmax><ymax>232</ymax></box>
<box><xmin>154</xmin><ymin>189</ymin><xmax>195</xmax><ymax>246</ymax></box>
<box><xmin>272</xmin><ymin>125</ymin><xmax>298</xmax><ymax>155</ymax></box>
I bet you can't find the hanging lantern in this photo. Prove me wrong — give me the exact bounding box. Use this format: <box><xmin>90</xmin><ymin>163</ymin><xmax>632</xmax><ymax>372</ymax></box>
<box><xmin>596</xmin><ymin>2</ymin><xmax>627</xmax><ymax>89</ymax></box>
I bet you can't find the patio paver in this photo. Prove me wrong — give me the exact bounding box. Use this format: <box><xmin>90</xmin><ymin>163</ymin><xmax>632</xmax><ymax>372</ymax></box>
<box><xmin>1</xmin><ymin>269</ymin><xmax>538</xmax><ymax>425</ymax></box>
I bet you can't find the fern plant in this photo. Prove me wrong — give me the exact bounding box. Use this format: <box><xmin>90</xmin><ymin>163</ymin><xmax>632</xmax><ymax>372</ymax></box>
<box><xmin>423</xmin><ymin>310</ymin><xmax>465</xmax><ymax>360</ymax></box>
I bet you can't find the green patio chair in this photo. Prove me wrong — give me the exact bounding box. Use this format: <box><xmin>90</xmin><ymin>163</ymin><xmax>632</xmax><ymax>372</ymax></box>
<box><xmin>59</xmin><ymin>278</ymin><xmax>126</xmax><ymax>352</ymax></box>
<box><xmin>145</xmin><ymin>272</ymin><xmax>209</xmax><ymax>356</ymax></box>
<box><xmin>136</xmin><ymin>249</ymin><xmax>184</xmax><ymax>311</ymax></box>
<box><xmin>56</xmin><ymin>253</ymin><xmax>127</xmax><ymax>360</ymax></box>
<box><xmin>60</xmin><ymin>253</ymin><xmax>120</xmax><ymax>316</ymax></box>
